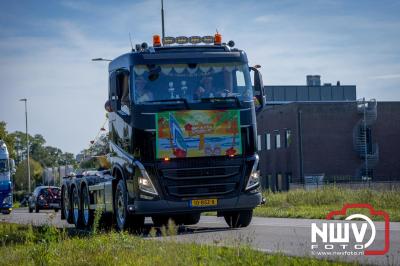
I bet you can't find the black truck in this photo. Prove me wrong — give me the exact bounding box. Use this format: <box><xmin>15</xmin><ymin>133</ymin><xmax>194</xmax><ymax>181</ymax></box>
<box><xmin>61</xmin><ymin>34</ymin><xmax>265</xmax><ymax>230</ymax></box>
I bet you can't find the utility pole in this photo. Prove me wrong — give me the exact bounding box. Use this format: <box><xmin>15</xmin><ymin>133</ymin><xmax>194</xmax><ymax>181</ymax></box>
<box><xmin>19</xmin><ymin>98</ymin><xmax>31</xmax><ymax>193</ymax></box>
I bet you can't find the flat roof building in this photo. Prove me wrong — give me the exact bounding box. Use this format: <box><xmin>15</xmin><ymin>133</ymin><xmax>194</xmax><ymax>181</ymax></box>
<box><xmin>257</xmin><ymin>75</ymin><xmax>399</xmax><ymax>190</ymax></box>
<box><xmin>265</xmin><ymin>75</ymin><xmax>356</xmax><ymax>104</ymax></box>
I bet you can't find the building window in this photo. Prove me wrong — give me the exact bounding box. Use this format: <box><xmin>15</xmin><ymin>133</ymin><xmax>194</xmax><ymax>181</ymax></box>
<box><xmin>257</xmin><ymin>135</ymin><xmax>261</xmax><ymax>151</ymax></box>
<box><xmin>265</xmin><ymin>133</ymin><xmax>271</xmax><ymax>150</ymax></box>
<box><xmin>285</xmin><ymin>129</ymin><xmax>292</xmax><ymax>148</ymax></box>
<box><xmin>275</xmin><ymin>133</ymin><xmax>281</xmax><ymax>149</ymax></box>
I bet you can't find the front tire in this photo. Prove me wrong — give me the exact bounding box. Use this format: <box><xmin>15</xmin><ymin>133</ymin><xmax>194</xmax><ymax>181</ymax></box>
<box><xmin>224</xmin><ymin>210</ymin><xmax>253</xmax><ymax>228</ymax></box>
<box><xmin>35</xmin><ymin>204</ymin><xmax>39</xmax><ymax>213</ymax></box>
<box><xmin>171</xmin><ymin>213</ymin><xmax>201</xmax><ymax>226</ymax></box>
<box><xmin>114</xmin><ymin>179</ymin><xmax>144</xmax><ymax>232</ymax></box>
<box><xmin>151</xmin><ymin>215</ymin><xmax>171</xmax><ymax>227</ymax></box>
<box><xmin>29</xmin><ymin>207</ymin><xmax>33</xmax><ymax>213</ymax></box>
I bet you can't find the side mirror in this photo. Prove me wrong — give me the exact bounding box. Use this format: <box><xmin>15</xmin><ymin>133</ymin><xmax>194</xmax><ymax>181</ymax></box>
<box><xmin>250</xmin><ymin>66</ymin><xmax>265</xmax><ymax>111</ymax></box>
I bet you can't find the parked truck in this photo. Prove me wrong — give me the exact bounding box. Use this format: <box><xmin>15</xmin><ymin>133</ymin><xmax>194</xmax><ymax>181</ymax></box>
<box><xmin>61</xmin><ymin>34</ymin><xmax>265</xmax><ymax>230</ymax></box>
<box><xmin>0</xmin><ymin>140</ymin><xmax>15</xmax><ymax>214</ymax></box>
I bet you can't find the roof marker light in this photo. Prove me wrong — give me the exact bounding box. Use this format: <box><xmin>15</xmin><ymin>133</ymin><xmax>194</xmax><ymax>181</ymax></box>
<box><xmin>214</xmin><ymin>32</ymin><xmax>222</xmax><ymax>45</ymax></box>
<box><xmin>176</xmin><ymin>36</ymin><xmax>189</xmax><ymax>44</ymax></box>
<box><xmin>189</xmin><ymin>36</ymin><xmax>202</xmax><ymax>44</ymax></box>
<box><xmin>163</xmin><ymin>36</ymin><xmax>175</xmax><ymax>45</ymax></box>
<box><xmin>153</xmin><ymin>35</ymin><xmax>161</xmax><ymax>47</ymax></box>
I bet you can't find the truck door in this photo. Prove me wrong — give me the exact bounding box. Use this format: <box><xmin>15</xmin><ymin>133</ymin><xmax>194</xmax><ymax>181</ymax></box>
<box><xmin>108</xmin><ymin>69</ymin><xmax>132</xmax><ymax>154</ymax></box>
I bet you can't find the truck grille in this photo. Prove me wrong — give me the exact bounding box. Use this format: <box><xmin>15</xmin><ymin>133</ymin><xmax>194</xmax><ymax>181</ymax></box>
<box><xmin>157</xmin><ymin>158</ymin><xmax>244</xmax><ymax>199</ymax></box>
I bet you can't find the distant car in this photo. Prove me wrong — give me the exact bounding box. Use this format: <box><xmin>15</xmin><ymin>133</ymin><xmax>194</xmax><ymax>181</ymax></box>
<box><xmin>28</xmin><ymin>186</ymin><xmax>61</xmax><ymax>213</ymax></box>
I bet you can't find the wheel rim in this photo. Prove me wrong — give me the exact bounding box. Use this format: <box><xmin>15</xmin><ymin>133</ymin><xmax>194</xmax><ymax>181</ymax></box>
<box><xmin>63</xmin><ymin>187</ymin><xmax>69</xmax><ymax>220</ymax></box>
<box><xmin>116</xmin><ymin>188</ymin><xmax>125</xmax><ymax>226</ymax></box>
<box><xmin>82</xmin><ymin>188</ymin><xmax>89</xmax><ymax>225</ymax></box>
<box><xmin>73</xmin><ymin>188</ymin><xmax>79</xmax><ymax>225</ymax></box>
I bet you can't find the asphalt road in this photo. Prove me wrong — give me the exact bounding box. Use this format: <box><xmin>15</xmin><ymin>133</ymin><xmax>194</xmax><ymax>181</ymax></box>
<box><xmin>1</xmin><ymin>208</ymin><xmax>399</xmax><ymax>265</ymax></box>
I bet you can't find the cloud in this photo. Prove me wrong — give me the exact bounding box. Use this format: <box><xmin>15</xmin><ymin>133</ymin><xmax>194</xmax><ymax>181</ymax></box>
<box><xmin>370</xmin><ymin>74</ymin><xmax>400</xmax><ymax>80</ymax></box>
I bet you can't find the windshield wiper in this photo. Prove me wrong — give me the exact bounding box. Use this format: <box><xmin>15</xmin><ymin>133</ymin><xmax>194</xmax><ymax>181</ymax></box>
<box><xmin>143</xmin><ymin>98</ymin><xmax>189</xmax><ymax>109</ymax></box>
<box><xmin>200</xmin><ymin>96</ymin><xmax>241</xmax><ymax>107</ymax></box>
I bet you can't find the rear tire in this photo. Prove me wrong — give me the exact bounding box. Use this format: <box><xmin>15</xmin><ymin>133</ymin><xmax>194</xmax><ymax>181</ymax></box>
<box><xmin>62</xmin><ymin>185</ymin><xmax>73</xmax><ymax>224</ymax></box>
<box><xmin>71</xmin><ymin>186</ymin><xmax>81</xmax><ymax>228</ymax></box>
<box><xmin>114</xmin><ymin>179</ymin><xmax>144</xmax><ymax>232</ymax></box>
<box><xmin>35</xmin><ymin>205</ymin><xmax>39</xmax><ymax>213</ymax></box>
<box><xmin>224</xmin><ymin>210</ymin><xmax>253</xmax><ymax>228</ymax></box>
<box><xmin>29</xmin><ymin>207</ymin><xmax>33</xmax><ymax>213</ymax></box>
<box><xmin>80</xmin><ymin>185</ymin><xmax>94</xmax><ymax>229</ymax></box>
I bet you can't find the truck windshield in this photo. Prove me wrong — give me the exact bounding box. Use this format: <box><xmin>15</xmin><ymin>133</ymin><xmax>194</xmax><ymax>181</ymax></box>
<box><xmin>0</xmin><ymin>159</ymin><xmax>9</xmax><ymax>173</ymax></box>
<box><xmin>132</xmin><ymin>63</ymin><xmax>253</xmax><ymax>104</ymax></box>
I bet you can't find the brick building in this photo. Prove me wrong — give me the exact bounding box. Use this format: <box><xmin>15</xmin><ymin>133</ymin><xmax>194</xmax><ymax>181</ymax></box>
<box><xmin>256</xmin><ymin>101</ymin><xmax>400</xmax><ymax>191</ymax></box>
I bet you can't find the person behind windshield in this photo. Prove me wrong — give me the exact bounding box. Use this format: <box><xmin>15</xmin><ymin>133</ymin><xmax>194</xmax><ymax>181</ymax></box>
<box><xmin>135</xmin><ymin>76</ymin><xmax>154</xmax><ymax>103</ymax></box>
<box><xmin>193</xmin><ymin>76</ymin><xmax>214</xmax><ymax>100</ymax></box>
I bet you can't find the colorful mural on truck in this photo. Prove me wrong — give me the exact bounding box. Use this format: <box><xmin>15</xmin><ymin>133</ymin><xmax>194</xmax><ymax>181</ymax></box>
<box><xmin>156</xmin><ymin>110</ymin><xmax>242</xmax><ymax>158</ymax></box>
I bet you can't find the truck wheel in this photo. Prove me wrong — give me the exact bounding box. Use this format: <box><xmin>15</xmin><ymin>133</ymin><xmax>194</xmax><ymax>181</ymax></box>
<box><xmin>62</xmin><ymin>185</ymin><xmax>73</xmax><ymax>224</ymax></box>
<box><xmin>181</xmin><ymin>213</ymin><xmax>201</xmax><ymax>225</ymax></box>
<box><xmin>224</xmin><ymin>210</ymin><xmax>253</xmax><ymax>228</ymax></box>
<box><xmin>29</xmin><ymin>207</ymin><xmax>33</xmax><ymax>213</ymax></box>
<box><xmin>35</xmin><ymin>205</ymin><xmax>39</xmax><ymax>213</ymax></box>
<box><xmin>114</xmin><ymin>179</ymin><xmax>144</xmax><ymax>232</ymax></box>
<box><xmin>171</xmin><ymin>213</ymin><xmax>201</xmax><ymax>226</ymax></box>
<box><xmin>80</xmin><ymin>185</ymin><xmax>94</xmax><ymax>229</ymax></box>
<box><xmin>151</xmin><ymin>215</ymin><xmax>173</xmax><ymax>227</ymax></box>
<box><xmin>71</xmin><ymin>186</ymin><xmax>81</xmax><ymax>228</ymax></box>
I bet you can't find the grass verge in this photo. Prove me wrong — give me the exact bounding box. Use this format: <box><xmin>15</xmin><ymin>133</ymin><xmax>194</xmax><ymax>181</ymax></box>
<box><xmin>254</xmin><ymin>187</ymin><xmax>400</xmax><ymax>221</ymax></box>
<box><xmin>0</xmin><ymin>223</ymin><xmax>356</xmax><ymax>266</ymax></box>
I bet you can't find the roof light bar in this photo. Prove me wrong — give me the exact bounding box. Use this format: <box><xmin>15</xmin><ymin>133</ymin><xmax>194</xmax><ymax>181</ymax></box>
<box><xmin>161</xmin><ymin>35</ymin><xmax>216</xmax><ymax>45</ymax></box>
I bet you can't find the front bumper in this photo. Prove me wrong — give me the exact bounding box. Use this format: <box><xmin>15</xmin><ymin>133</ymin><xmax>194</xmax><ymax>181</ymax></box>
<box><xmin>128</xmin><ymin>191</ymin><xmax>262</xmax><ymax>215</ymax></box>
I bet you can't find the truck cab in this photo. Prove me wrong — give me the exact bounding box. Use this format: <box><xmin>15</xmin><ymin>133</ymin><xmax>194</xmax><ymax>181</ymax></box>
<box><xmin>0</xmin><ymin>140</ymin><xmax>14</xmax><ymax>214</ymax></box>
<box><xmin>61</xmin><ymin>34</ymin><xmax>265</xmax><ymax>230</ymax></box>
<box><xmin>107</xmin><ymin>34</ymin><xmax>264</xmax><ymax>228</ymax></box>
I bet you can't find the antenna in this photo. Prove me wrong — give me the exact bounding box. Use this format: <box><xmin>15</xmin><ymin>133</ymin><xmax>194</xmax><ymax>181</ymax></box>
<box><xmin>129</xmin><ymin>32</ymin><xmax>134</xmax><ymax>51</ymax></box>
<box><xmin>161</xmin><ymin>0</ymin><xmax>165</xmax><ymax>41</ymax></box>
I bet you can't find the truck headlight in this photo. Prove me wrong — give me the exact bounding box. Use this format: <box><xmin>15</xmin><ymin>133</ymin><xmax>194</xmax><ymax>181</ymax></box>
<box><xmin>2</xmin><ymin>195</ymin><xmax>12</xmax><ymax>205</ymax></box>
<box><xmin>138</xmin><ymin>170</ymin><xmax>158</xmax><ymax>196</ymax></box>
<box><xmin>245</xmin><ymin>154</ymin><xmax>260</xmax><ymax>191</ymax></box>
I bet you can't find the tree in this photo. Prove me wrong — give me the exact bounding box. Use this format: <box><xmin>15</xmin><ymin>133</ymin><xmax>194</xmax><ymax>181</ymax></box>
<box><xmin>9</xmin><ymin>131</ymin><xmax>28</xmax><ymax>164</ymax></box>
<box><xmin>0</xmin><ymin>121</ymin><xmax>15</xmax><ymax>159</ymax></box>
<box><xmin>14</xmin><ymin>158</ymin><xmax>43</xmax><ymax>191</ymax></box>
<box><xmin>79</xmin><ymin>133</ymin><xmax>109</xmax><ymax>169</ymax></box>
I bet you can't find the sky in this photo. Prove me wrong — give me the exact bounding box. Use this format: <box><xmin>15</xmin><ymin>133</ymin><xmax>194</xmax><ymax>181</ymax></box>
<box><xmin>0</xmin><ymin>0</ymin><xmax>399</xmax><ymax>155</ymax></box>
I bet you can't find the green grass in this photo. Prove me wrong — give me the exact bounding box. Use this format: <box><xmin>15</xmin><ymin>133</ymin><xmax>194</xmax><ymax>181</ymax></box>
<box><xmin>254</xmin><ymin>187</ymin><xmax>400</xmax><ymax>221</ymax></box>
<box><xmin>0</xmin><ymin>223</ymin><xmax>355</xmax><ymax>266</ymax></box>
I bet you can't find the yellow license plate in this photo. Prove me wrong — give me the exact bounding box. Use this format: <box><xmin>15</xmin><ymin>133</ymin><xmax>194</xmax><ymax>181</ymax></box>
<box><xmin>190</xmin><ymin>199</ymin><xmax>218</xmax><ymax>207</ymax></box>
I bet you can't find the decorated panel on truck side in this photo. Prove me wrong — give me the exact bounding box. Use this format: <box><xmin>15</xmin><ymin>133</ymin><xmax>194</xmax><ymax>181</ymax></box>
<box><xmin>156</xmin><ymin>110</ymin><xmax>242</xmax><ymax>158</ymax></box>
